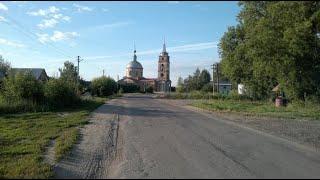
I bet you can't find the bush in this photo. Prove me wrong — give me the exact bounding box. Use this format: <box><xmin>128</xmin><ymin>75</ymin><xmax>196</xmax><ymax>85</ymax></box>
<box><xmin>201</xmin><ymin>83</ymin><xmax>213</xmax><ymax>93</ymax></box>
<box><xmin>145</xmin><ymin>86</ymin><xmax>153</xmax><ymax>93</ymax></box>
<box><xmin>2</xmin><ymin>71</ymin><xmax>44</xmax><ymax>104</ymax></box>
<box><xmin>44</xmin><ymin>78</ymin><xmax>79</xmax><ymax>108</ymax></box>
<box><xmin>119</xmin><ymin>84</ymin><xmax>140</xmax><ymax>93</ymax></box>
<box><xmin>91</xmin><ymin>76</ymin><xmax>117</xmax><ymax>97</ymax></box>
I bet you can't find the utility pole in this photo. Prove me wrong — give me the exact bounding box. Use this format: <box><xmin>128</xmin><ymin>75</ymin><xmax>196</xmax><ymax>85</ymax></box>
<box><xmin>217</xmin><ymin>63</ymin><xmax>220</xmax><ymax>94</ymax></box>
<box><xmin>77</xmin><ymin>56</ymin><xmax>83</xmax><ymax>80</ymax></box>
<box><xmin>103</xmin><ymin>69</ymin><xmax>105</xmax><ymax>76</ymax></box>
<box><xmin>211</xmin><ymin>64</ymin><xmax>216</xmax><ymax>96</ymax></box>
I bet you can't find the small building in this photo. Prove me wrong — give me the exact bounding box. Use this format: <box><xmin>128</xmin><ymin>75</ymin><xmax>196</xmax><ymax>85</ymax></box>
<box><xmin>9</xmin><ymin>68</ymin><xmax>49</xmax><ymax>82</ymax></box>
<box><xmin>216</xmin><ymin>81</ymin><xmax>232</xmax><ymax>94</ymax></box>
<box><xmin>210</xmin><ymin>80</ymin><xmax>232</xmax><ymax>94</ymax></box>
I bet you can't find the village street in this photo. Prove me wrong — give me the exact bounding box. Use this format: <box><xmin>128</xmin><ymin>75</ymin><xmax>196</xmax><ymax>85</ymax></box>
<box><xmin>53</xmin><ymin>94</ymin><xmax>320</xmax><ymax>179</ymax></box>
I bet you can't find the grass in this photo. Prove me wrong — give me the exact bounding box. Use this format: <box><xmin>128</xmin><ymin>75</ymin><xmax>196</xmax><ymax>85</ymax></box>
<box><xmin>0</xmin><ymin>97</ymin><xmax>106</xmax><ymax>179</ymax></box>
<box><xmin>192</xmin><ymin>99</ymin><xmax>320</xmax><ymax>120</ymax></box>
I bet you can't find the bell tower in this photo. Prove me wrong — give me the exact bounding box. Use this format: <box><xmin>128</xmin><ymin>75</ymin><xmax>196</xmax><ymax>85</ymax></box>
<box><xmin>157</xmin><ymin>38</ymin><xmax>171</xmax><ymax>92</ymax></box>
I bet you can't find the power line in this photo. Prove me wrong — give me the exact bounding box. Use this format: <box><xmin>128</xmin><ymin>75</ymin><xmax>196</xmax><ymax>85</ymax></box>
<box><xmin>0</xmin><ymin>11</ymin><xmax>74</xmax><ymax>59</ymax></box>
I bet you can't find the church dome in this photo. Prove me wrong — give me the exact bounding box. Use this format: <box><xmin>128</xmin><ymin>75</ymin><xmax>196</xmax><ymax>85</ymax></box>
<box><xmin>126</xmin><ymin>60</ymin><xmax>143</xmax><ymax>69</ymax></box>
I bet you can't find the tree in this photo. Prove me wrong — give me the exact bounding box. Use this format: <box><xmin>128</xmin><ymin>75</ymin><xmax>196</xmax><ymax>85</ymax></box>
<box><xmin>2</xmin><ymin>71</ymin><xmax>44</xmax><ymax>104</ymax></box>
<box><xmin>59</xmin><ymin>61</ymin><xmax>78</xmax><ymax>85</ymax></box>
<box><xmin>44</xmin><ymin>78</ymin><xmax>79</xmax><ymax>108</ymax></box>
<box><xmin>199</xmin><ymin>69</ymin><xmax>211</xmax><ymax>88</ymax></box>
<box><xmin>91</xmin><ymin>76</ymin><xmax>117</xmax><ymax>97</ymax></box>
<box><xmin>176</xmin><ymin>76</ymin><xmax>184</xmax><ymax>93</ymax></box>
<box><xmin>219</xmin><ymin>1</ymin><xmax>320</xmax><ymax>100</ymax></box>
<box><xmin>0</xmin><ymin>55</ymin><xmax>11</xmax><ymax>75</ymax></box>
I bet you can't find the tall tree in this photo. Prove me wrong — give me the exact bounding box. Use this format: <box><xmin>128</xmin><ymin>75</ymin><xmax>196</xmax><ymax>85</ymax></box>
<box><xmin>59</xmin><ymin>61</ymin><xmax>78</xmax><ymax>85</ymax></box>
<box><xmin>0</xmin><ymin>55</ymin><xmax>11</xmax><ymax>75</ymax></box>
<box><xmin>219</xmin><ymin>1</ymin><xmax>320</xmax><ymax>100</ymax></box>
<box><xmin>199</xmin><ymin>69</ymin><xmax>211</xmax><ymax>87</ymax></box>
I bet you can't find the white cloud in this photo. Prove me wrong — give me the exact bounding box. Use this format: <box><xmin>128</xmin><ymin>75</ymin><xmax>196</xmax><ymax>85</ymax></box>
<box><xmin>0</xmin><ymin>38</ymin><xmax>25</xmax><ymax>48</ymax></box>
<box><xmin>36</xmin><ymin>31</ymin><xmax>79</xmax><ymax>44</ymax></box>
<box><xmin>0</xmin><ymin>2</ymin><xmax>8</xmax><ymax>11</ymax></box>
<box><xmin>0</xmin><ymin>16</ymin><xmax>7</xmax><ymax>22</ymax></box>
<box><xmin>28</xmin><ymin>6</ymin><xmax>71</xmax><ymax>29</ymax></box>
<box><xmin>48</xmin><ymin>6</ymin><xmax>59</xmax><ymax>14</ymax></box>
<box><xmin>50</xmin><ymin>31</ymin><xmax>79</xmax><ymax>42</ymax></box>
<box><xmin>36</xmin><ymin>33</ymin><xmax>50</xmax><ymax>44</ymax></box>
<box><xmin>73</xmin><ymin>4</ymin><xmax>92</xmax><ymax>12</ymax></box>
<box><xmin>62</xmin><ymin>16</ymin><xmax>71</xmax><ymax>22</ymax></box>
<box><xmin>27</xmin><ymin>6</ymin><xmax>60</xmax><ymax>17</ymax></box>
<box><xmin>37</xmin><ymin>18</ymin><xmax>58</xmax><ymax>29</ymax></box>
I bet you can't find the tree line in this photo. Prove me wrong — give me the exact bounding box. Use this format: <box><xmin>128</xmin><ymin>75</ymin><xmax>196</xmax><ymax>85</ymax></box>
<box><xmin>0</xmin><ymin>55</ymin><xmax>119</xmax><ymax>113</ymax></box>
<box><xmin>219</xmin><ymin>1</ymin><xmax>320</xmax><ymax>101</ymax></box>
<box><xmin>176</xmin><ymin>68</ymin><xmax>212</xmax><ymax>93</ymax></box>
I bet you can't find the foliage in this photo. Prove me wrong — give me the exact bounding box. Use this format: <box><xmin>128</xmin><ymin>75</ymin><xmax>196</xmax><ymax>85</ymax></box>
<box><xmin>59</xmin><ymin>61</ymin><xmax>78</xmax><ymax>85</ymax></box>
<box><xmin>91</xmin><ymin>76</ymin><xmax>117</xmax><ymax>97</ymax></box>
<box><xmin>201</xmin><ymin>83</ymin><xmax>213</xmax><ymax>93</ymax></box>
<box><xmin>119</xmin><ymin>83</ymin><xmax>140</xmax><ymax>93</ymax></box>
<box><xmin>0</xmin><ymin>55</ymin><xmax>11</xmax><ymax>76</ymax></box>
<box><xmin>44</xmin><ymin>78</ymin><xmax>79</xmax><ymax>108</ymax></box>
<box><xmin>145</xmin><ymin>86</ymin><xmax>154</xmax><ymax>93</ymax></box>
<box><xmin>177</xmin><ymin>68</ymin><xmax>215</xmax><ymax>92</ymax></box>
<box><xmin>219</xmin><ymin>1</ymin><xmax>320</xmax><ymax>101</ymax></box>
<box><xmin>1</xmin><ymin>71</ymin><xmax>44</xmax><ymax>105</ymax></box>
<box><xmin>176</xmin><ymin>76</ymin><xmax>184</xmax><ymax>93</ymax></box>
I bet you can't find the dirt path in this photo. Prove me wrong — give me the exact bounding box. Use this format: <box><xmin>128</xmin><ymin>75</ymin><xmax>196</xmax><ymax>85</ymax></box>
<box><xmin>53</xmin><ymin>98</ymin><xmax>127</xmax><ymax>179</ymax></box>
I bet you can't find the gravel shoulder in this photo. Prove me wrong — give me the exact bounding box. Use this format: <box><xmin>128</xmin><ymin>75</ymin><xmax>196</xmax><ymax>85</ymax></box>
<box><xmin>52</xmin><ymin>98</ymin><xmax>126</xmax><ymax>179</ymax></box>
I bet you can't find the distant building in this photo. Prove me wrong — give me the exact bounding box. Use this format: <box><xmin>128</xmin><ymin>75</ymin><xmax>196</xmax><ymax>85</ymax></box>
<box><xmin>118</xmin><ymin>41</ymin><xmax>171</xmax><ymax>92</ymax></box>
<box><xmin>210</xmin><ymin>80</ymin><xmax>232</xmax><ymax>94</ymax></box>
<box><xmin>9</xmin><ymin>68</ymin><xmax>49</xmax><ymax>82</ymax></box>
<box><xmin>216</xmin><ymin>81</ymin><xmax>232</xmax><ymax>94</ymax></box>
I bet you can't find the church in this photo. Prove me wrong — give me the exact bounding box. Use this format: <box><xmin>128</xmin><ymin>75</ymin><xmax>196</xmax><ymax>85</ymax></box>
<box><xmin>118</xmin><ymin>41</ymin><xmax>171</xmax><ymax>92</ymax></box>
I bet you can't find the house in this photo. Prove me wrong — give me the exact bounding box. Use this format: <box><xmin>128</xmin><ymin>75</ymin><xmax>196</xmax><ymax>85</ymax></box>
<box><xmin>9</xmin><ymin>68</ymin><xmax>49</xmax><ymax>82</ymax></box>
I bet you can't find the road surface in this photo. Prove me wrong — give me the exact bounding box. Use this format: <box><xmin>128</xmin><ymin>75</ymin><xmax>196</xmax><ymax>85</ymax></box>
<box><xmin>54</xmin><ymin>94</ymin><xmax>320</xmax><ymax>179</ymax></box>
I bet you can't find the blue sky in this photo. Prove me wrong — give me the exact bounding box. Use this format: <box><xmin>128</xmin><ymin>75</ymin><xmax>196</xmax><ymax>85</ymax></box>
<box><xmin>0</xmin><ymin>1</ymin><xmax>240</xmax><ymax>85</ymax></box>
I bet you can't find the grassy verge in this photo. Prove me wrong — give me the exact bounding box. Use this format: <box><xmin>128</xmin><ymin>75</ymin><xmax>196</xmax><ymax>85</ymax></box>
<box><xmin>0</xmin><ymin>97</ymin><xmax>106</xmax><ymax>179</ymax></box>
<box><xmin>192</xmin><ymin>99</ymin><xmax>320</xmax><ymax>120</ymax></box>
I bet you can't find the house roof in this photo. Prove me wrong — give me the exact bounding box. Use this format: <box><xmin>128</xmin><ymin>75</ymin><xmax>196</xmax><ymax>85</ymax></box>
<box><xmin>10</xmin><ymin>68</ymin><xmax>48</xmax><ymax>80</ymax></box>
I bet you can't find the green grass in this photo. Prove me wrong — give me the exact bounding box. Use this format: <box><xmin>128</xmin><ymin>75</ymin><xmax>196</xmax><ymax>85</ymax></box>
<box><xmin>0</xmin><ymin>97</ymin><xmax>105</xmax><ymax>179</ymax></box>
<box><xmin>192</xmin><ymin>99</ymin><xmax>320</xmax><ymax>120</ymax></box>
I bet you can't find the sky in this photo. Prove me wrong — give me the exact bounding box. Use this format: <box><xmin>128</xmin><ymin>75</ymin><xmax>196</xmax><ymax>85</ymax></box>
<box><xmin>0</xmin><ymin>1</ymin><xmax>240</xmax><ymax>86</ymax></box>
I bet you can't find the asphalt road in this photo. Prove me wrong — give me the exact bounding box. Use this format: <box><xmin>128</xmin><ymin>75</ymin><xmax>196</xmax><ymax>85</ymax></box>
<box><xmin>54</xmin><ymin>94</ymin><xmax>320</xmax><ymax>179</ymax></box>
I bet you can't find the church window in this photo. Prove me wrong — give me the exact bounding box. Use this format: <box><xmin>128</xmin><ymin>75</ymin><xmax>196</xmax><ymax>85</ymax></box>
<box><xmin>161</xmin><ymin>73</ymin><xmax>164</xmax><ymax>77</ymax></box>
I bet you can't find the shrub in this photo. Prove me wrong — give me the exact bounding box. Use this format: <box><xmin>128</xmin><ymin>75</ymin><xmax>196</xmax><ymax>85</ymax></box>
<box><xmin>201</xmin><ymin>83</ymin><xmax>213</xmax><ymax>93</ymax></box>
<box><xmin>145</xmin><ymin>86</ymin><xmax>154</xmax><ymax>93</ymax></box>
<box><xmin>91</xmin><ymin>76</ymin><xmax>117</xmax><ymax>97</ymax></box>
<box><xmin>44</xmin><ymin>78</ymin><xmax>79</xmax><ymax>108</ymax></box>
<box><xmin>2</xmin><ymin>71</ymin><xmax>44</xmax><ymax>104</ymax></box>
<box><xmin>119</xmin><ymin>84</ymin><xmax>140</xmax><ymax>93</ymax></box>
